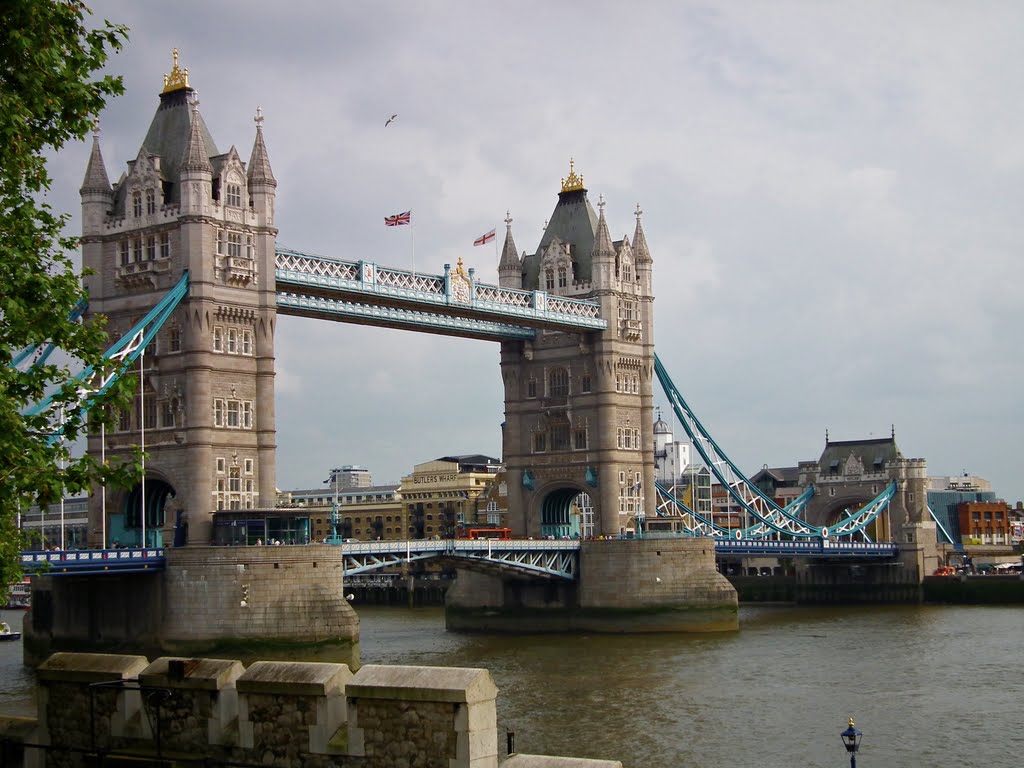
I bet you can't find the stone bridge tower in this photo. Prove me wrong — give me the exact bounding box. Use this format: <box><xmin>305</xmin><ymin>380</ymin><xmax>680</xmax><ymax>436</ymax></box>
<box><xmin>498</xmin><ymin>162</ymin><xmax>655</xmax><ymax>538</ymax></box>
<box><xmin>80</xmin><ymin>53</ymin><xmax>278</xmax><ymax>546</ymax></box>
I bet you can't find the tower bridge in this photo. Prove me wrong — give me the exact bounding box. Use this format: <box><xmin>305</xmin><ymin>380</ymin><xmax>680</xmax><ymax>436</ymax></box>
<box><xmin>17</xmin><ymin>54</ymin><xmax>941</xmax><ymax>662</ymax></box>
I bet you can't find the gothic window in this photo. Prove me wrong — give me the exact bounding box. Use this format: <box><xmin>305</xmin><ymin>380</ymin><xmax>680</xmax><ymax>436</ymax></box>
<box><xmin>533</xmin><ymin>433</ymin><xmax>546</xmax><ymax>453</ymax></box>
<box><xmin>557</xmin><ymin>266</ymin><xmax>567</xmax><ymax>288</ymax></box>
<box><xmin>145</xmin><ymin>236</ymin><xmax>156</xmax><ymax>261</ymax></box>
<box><xmin>242</xmin><ymin>401</ymin><xmax>253</xmax><ymax>429</ymax></box>
<box><xmin>229</xmin><ymin>467</ymin><xmax>241</xmax><ymax>493</ymax></box>
<box><xmin>631</xmin><ymin>375</ymin><xmax>639</xmax><ymax>394</ymax></box>
<box><xmin>548</xmin><ymin>368</ymin><xmax>569</xmax><ymax>398</ymax></box>
<box><xmin>145</xmin><ymin>189</ymin><xmax>156</xmax><ymax>215</ymax></box>
<box><xmin>142</xmin><ymin>397</ymin><xmax>157</xmax><ymax>430</ymax></box>
<box><xmin>159</xmin><ymin>233</ymin><xmax>171</xmax><ymax>259</ymax></box>
<box><xmin>227</xmin><ymin>328</ymin><xmax>238</xmax><ymax>354</ymax></box>
<box><xmin>117</xmin><ymin>407</ymin><xmax>131</xmax><ymax>432</ymax></box>
<box><xmin>551</xmin><ymin>424</ymin><xmax>570</xmax><ymax>451</ymax></box>
<box><xmin>228</xmin><ymin>232</ymin><xmax>242</xmax><ymax>258</ymax></box>
<box><xmin>242</xmin><ymin>330</ymin><xmax>253</xmax><ymax>355</ymax></box>
<box><xmin>623</xmin><ymin>263</ymin><xmax>632</xmax><ymax>282</ymax></box>
<box><xmin>213</xmin><ymin>399</ymin><xmax>224</xmax><ymax>427</ymax></box>
<box><xmin>574</xmin><ymin>427</ymin><xmax>588</xmax><ymax>450</ymax></box>
<box><xmin>216</xmin><ymin>229</ymin><xmax>225</xmax><ymax>255</ymax></box>
<box><xmin>526</xmin><ymin>379</ymin><xmax>537</xmax><ymax>398</ymax></box>
<box><xmin>213</xmin><ymin>326</ymin><xmax>224</xmax><ymax>352</ymax></box>
<box><xmin>132</xmin><ymin>240</ymin><xmax>142</xmax><ymax>262</ymax></box>
<box><xmin>168</xmin><ymin>326</ymin><xmax>181</xmax><ymax>352</ymax></box>
<box><xmin>160</xmin><ymin>401</ymin><xmax>175</xmax><ymax>428</ymax></box>
<box><xmin>581</xmin><ymin>374</ymin><xmax>591</xmax><ymax>393</ymax></box>
<box><xmin>226</xmin><ymin>400</ymin><xmax>240</xmax><ymax>428</ymax></box>
<box><xmin>545</xmin><ymin>269</ymin><xmax>555</xmax><ymax>291</ymax></box>
<box><xmin>132</xmin><ymin>191</ymin><xmax>142</xmax><ymax>218</ymax></box>
<box><xmin>244</xmin><ymin>458</ymin><xmax>254</xmax><ymax>474</ymax></box>
<box><xmin>216</xmin><ymin>457</ymin><xmax>225</xmax><ymax>473</ymax></box>
<box><xmin>226</xmin><ymin>183</ymin><xmax>242</xmax><ymax>207</ymax></box>
<box><xmin>246</xmin><ymin>233</ymin><xmax>254</xmax><ymax>259</ymax></box>
<box><xmin>120</xmin><ymin>241</ymin><xmax>129</xmax><ymax>266</ymax></box>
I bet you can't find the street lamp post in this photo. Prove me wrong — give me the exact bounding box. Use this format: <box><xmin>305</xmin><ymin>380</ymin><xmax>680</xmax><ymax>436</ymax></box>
<box><xmin>840</xmin><ymin>717</ymin><xmax>863</xmax><ymax>768</ymax></box>
<box><xmin>323</xmin><ymin>468</ymin><xmax>342</xmax><ymax>544</ymax></box>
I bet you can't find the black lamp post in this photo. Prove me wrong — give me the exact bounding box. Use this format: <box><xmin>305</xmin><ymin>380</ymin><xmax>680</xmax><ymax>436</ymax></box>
<box><xmin>840</xmin><ymin>717</ymin><xmax>863</xmax><ymax>768</ymax></box>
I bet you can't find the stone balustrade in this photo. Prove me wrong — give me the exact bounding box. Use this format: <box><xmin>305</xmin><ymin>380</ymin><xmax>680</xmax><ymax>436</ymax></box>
<box><xmin>5</xmin><ymin>652</ymin><xmax>623</xmax><ymax>768</ymax></box>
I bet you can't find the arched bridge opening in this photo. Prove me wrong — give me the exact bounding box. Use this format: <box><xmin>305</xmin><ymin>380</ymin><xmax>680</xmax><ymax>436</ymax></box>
<box><xmin>540</xmin><ymin>485</ymin><xmax>589</xmax><ymax>539</ymax></box>
<box><xmin>120</xmin><ymin>477</ymin><xmax>176</xmax><ymax>548</ymax></box>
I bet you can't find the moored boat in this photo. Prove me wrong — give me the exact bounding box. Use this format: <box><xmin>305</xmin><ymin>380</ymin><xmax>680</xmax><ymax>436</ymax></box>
<box><xmin>4</xmin><ymin>578</ymin><xmax>30</xmax><ymax>609</ymax></box>
<box><xmin>0</xmin><ymin>621</ymin><xmax>21</xmax><ymax>642</ymax></box>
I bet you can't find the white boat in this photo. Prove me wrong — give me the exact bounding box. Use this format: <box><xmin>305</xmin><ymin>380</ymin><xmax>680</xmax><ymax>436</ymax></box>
<box><xmin>0</xmin><ymin>621</ymin><xmax>21</xmax><ymax>642</ymax></box>
<box><xmin>4</xmin><ymin>579</ymin><xmax>30</xmax><ymax>609</ymax></box>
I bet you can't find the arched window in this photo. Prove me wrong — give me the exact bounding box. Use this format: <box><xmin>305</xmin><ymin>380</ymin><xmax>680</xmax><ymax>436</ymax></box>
<box><xmin>132</xmin><ymin>191</ymin><xmax>142</xmax><ymax>218</ymax></box>
<box><xmin>145</xmin><ymin>189</ymin><xmax>156</xmax><ymax>215</ymax></box>
<box><xmin>557</xmin><ymin>266</ymin><xmax>567</xmax><ymax>288</ymax></box>
<box><xmin>545</xmin><ymin>269</ymin><xmax>555</xmax><ymax>291</ymax></box>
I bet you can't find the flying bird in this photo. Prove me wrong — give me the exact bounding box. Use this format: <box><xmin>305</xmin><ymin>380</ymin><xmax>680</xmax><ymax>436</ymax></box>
<box><xmin>385</xmin><ymin>114</ymin><xmax>398</xmax><ymax>127</ymax></box>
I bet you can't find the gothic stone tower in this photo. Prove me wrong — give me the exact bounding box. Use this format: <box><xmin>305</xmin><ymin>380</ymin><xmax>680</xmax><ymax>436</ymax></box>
<box><xmin>498</xmin><ymin>162</ymin><xmax>655</xmax><ymax>538</ymax></box>
<box><xmin>80</xmin><ymin>53</ymin><xmax>277</xmax><ymax>546</ymax></box>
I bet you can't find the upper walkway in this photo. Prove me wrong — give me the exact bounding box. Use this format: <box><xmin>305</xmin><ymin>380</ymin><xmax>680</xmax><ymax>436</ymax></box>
<box><xmin>274</xmin><ymin>247</ymin><xmax>608</xmax><ymax>340</ymax></box>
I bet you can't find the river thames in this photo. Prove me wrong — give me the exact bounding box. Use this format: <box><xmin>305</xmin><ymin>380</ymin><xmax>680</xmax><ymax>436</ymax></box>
<box><xmin>2</xmin><ymin>604</ymin><xmax>1020</xmax><ymax>767</ymax></box>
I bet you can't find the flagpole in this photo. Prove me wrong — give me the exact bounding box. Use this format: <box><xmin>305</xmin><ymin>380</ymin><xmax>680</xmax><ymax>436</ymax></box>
<box><xmin>410</xmin><ymin>209</ymin><xmax>416</xmax><ymax>278</ymax></box>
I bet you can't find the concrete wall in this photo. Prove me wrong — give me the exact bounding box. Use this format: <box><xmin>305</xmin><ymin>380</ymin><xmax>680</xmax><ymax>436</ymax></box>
<box><xmin>4</xmin><ymin>652</ymin><xmax>620</xmax><ymax>768</ymax></box>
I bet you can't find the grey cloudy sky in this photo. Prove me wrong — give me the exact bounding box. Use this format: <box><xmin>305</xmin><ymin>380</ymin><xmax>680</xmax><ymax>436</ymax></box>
<box><xmin>50</xmin><ymin>1</ymin><xmax>1023</xmax><ymax>502</ymax></box>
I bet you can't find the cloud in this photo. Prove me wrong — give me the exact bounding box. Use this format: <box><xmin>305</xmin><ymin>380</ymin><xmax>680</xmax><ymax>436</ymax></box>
<box><xmin>45</xmin><ymin>0</ymin><xmax>1024</xmax><ymax>502</ymax></box>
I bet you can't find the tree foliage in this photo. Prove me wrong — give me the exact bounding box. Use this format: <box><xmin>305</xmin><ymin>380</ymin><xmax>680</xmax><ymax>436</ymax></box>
<box><xmin>0</xmin><ymin>1</ymin><xmax>137</xmax><ymax>586</ymax></box>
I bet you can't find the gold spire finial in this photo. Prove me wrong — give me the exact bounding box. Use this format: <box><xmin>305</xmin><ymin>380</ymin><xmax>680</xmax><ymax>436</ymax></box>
<box><xmin>456</xmin><ymin>256</ymin><xmax>466</xmax><ymax>276</ymax></box>
<box><xmin>560</xmin><ymin>158</ymin><xmax>585</xmax><ymax>193</ymax></box>
<box><xmin>162</xmin><ymin>48</ymin><xmax>191</xmax><ymax>94</ymax></box>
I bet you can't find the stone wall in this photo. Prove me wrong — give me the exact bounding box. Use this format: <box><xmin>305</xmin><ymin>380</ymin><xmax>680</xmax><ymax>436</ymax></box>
<box><xmin>20</xmin><ymin>652</ymin><xmax>500</xmax><ymax>768</ymax></box>
<box><xmin>446</xmin><ymin>539</ymin><xmax>738</xmax><ymax>633</ymax></box>
<box><xmin>24</xmin><ymin>546</ymin><xmax>360</xmax><ymax>668</ymax></box>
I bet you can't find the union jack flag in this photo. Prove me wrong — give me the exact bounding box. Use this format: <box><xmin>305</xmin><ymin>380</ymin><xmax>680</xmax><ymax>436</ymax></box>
<box><xmin>384</xmin><ymin>210</ymin><xmax>411</xmax><ymax>226</ymax></box>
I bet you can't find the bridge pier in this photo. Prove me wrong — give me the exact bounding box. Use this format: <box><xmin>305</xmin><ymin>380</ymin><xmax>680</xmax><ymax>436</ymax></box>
<box><xmin>24</xmin><ymin>546</ymin><xmax>359</xmax><ymax>668</ymax></box>
<box><xmin>446</xmin><ymin>538</ymin><xmax>737</xmax><ymax>633</ymax></box>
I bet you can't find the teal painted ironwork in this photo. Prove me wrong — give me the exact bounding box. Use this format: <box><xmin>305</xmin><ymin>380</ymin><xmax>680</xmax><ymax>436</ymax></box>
<box><xmin>275</xmin><ymin>246</ymin><xmax>607</xmax><ymax>334</ymax></box>
<box><xmin>24</xmin><ymin>271</ymin><xmax>190</xmax><ymax>442</ymax></box>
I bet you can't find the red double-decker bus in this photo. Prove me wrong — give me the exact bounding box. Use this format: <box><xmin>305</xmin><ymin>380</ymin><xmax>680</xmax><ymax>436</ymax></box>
<box><xmin>460</xmin><ymin>527</ymin><xmax>512</xmax><ymax>540</ymax></box>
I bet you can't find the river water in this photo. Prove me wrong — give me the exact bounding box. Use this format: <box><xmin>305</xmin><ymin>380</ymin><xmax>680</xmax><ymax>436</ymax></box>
<box><xmin>2</xmin><ymin>605</ymin><xmax>1021</xmax><ymax>767</ymax></box>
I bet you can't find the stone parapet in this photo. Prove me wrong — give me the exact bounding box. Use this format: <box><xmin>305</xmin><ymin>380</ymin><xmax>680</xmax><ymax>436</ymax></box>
<box><xmin>16</xmin><ymin>653</ymin><xmax>558</xmax><ymax>768</ymax></box>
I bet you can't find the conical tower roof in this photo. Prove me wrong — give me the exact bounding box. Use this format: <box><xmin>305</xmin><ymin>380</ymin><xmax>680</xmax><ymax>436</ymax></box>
<box><xmin>498</xmin><ymin>211</ymin><xmax>521</xmax><ymax>277</ymax></box>
<box><xmin>80</xmin><ymin>129</ymin><xmax>111</xmax><ymax>195</ymax></box>
<box><xmin>592</xmin><ymin>195</ymin><xmax>615</xmax><ymax>260</ymax></box>
<box><xmin>521</xmin><ymin>159</ymin><xmax>599</xmax><ymax>289</ymax></box>
<box><xmin>247</xmin><ymin>107</ymin><xmax>276</xmax><ymax>186</ymax></box>
<box><xmin>632</xmin><ymin>203</ymin><xmax>651</xmax><ymax>264</ymax></box>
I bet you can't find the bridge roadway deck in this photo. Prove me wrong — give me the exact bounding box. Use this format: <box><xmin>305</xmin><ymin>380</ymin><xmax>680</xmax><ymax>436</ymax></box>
<box><xmin>19</xmin><ymin>538</ymin><xmax>897</xmax><ymax>578</ymax></box>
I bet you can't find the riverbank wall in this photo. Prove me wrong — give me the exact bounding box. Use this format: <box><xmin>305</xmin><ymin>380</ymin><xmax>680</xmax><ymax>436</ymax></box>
<box><xmin>0</xmin><ymin>652</ymin><xmax>623</xmax><ymax>768</ymax></box>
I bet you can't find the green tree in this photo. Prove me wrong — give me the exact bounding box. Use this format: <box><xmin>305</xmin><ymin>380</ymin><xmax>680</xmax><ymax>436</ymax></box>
<box><xmin>0</xmin><ymin>1</ymin><xmax>137</xmax><ymax>586</ymax></box>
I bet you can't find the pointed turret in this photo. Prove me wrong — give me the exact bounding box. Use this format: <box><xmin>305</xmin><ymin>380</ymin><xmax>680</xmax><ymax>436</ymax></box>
<box><xmin>632</xmin><ymin>203</ymin><xmax>651</xmax><ymax>265</ymax></box>
<box><xmin>590</xmin><ymin>194</ymin><xmax>616</xmax><ymax>289</ymax></box>
<box><xmin>498</xmin><ymin>211</ymin><xmax>522</xmax><ymax>289</ymax></box>
<box><xmin>180</xmin><ymin>97</ymin><xmax>212</xmax><ymax>174</ymax></box>
<box><xmin>247</xmin><ymin>106</ymin><xmax>276</xmax><ymax>187</ymax></box>
<box><xmin>80</xmin><ymin>125</ymin><xmax>113</xmax><ymax>239</ymax></box>
<box><xmin>633</xmin><ymin>203</ymin><xmax>653</xmax><ymax>297</ymax></box>
<box><xmin>80</xmin><ymin>129</ymin><xmax>112</xmax><ymax>195</ymax></box>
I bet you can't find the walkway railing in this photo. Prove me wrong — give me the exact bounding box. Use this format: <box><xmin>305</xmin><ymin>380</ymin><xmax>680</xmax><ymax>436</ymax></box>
<box><xmin>275</xmin><ymin>247</ymin><xmax>607</xmax><ymax>337</ymax></box>
<box><xmin>21</xmin><ymin>548</ymin><xmax>165</xmax><ymax>575</ymax></box>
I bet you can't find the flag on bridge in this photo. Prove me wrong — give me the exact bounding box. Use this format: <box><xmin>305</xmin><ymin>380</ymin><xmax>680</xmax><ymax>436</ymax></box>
<box><xmin>473</xmin><ymin>228</ymin><xmax>496</xmax><ymax>246</ymax></box>
<box><xmin>385</xmin><ymin>210</ymin><xmax>412</xmax><ymax>226</ymax></box>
